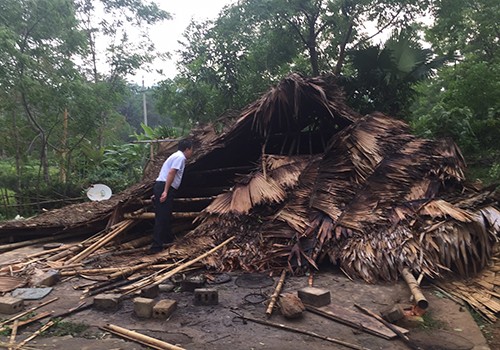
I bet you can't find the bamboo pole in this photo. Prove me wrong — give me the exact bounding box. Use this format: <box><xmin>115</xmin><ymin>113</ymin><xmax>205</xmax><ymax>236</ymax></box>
<box><xmin>124</xmin><ymin>212</ymin><xmax>199</xmax><ymax>220</ymax></box>
<box><xmin>0</xmin><ymin>297</ymin><xmax>58</xmax><ymax>328</ymax></box>
<box><xmin>400</xmin><ymin>268</ymin><xmax>428</xmax><ymax>309</ymax></box>
<box><xmin>234</xmin><ymin>313</ymin><xmax>371</xmax><ymax>350</ymax></box>
<box><xmin>66</xmin><ymin>220</ymin><xmax>135</xmax><ymax>264</ymax></box>
<box><xmin>16</xmin><ymin>311</ymin><xmax>52</xmax><ymax>328</ymax></box>
<box><xmin>108</xmin><ymin>261</ymin><xmax>152</xmax><ymax>280</ymax></box>
<box><xmin>8</xmin><ymin>320</ymin><xmax>18</xmax><ymax>350</ymax></box>
<box><xmin>0</xmin><ymin>231</ymin><xmax>80</xmax><ymax>252</ymax></box>
<box><xmin>15</xmin><ymin>320</ymin><xmax>55</xmax><ymax>349</ymax></box>
<box><xmin>102</xmin><ymin>324</ymin><xmax>185</xmax><ymax>350</ymax></box>
<box><xmin>121</xmin><ymin>236</ymin><xmax>234</xmax><ymax>296</ymax></box>
<box><xmin>266</xmin><ymin>269</ymin><xmax>286</xmax><ymax>317</ymax></box>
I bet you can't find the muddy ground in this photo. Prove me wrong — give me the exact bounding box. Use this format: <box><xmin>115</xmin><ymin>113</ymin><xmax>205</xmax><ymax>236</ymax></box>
<box><xmin>0</xmin><ymin>246</ymin><xmax>497</xmax><ymax>350</ymax></box>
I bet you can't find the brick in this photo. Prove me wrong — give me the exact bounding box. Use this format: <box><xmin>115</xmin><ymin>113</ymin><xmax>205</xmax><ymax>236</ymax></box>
<box><xmin>194</xmin><ymin>288</ymin><xmax>218</xmax><ymax>306</ymax></box>
<box><xmin>134</xmin><ymin>297</ymin><xmax>155</xmax><ymax>318</ymax></box>
<box><xmin>140</xmin><ymin>284</ymin><xmax>159</xmax><ymax>298</ymax></box>
<box><xmin>153</xmin><ymin>299</ymin><xmax>177</xmax><ymax>319</ymax></box>
<box><xmin>33</xmin><ymin>269</ymin><xmax>60</xmax><ymax>287</ymax></box>
<box><xmin>93</xmin><ymin>293</ymin><xmax>122</xmax><ymax>312</ymax></box>
<box><xmin>0</xmin><ymin>296</ymin><xmax>24</xmax><ymax>314</ymax></box>
<box><xmin>297</xmin><ymin>287</ymin><xmax>331</xmax><ymax>307</ymax></box>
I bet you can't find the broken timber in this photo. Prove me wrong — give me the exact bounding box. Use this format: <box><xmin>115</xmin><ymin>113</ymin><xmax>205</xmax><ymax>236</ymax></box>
<box><xmin>233</xmin><ymin>312</ymin><xmax>371</xmax><ymax>350</ymax></box>
<box><xmin>305</xmin><ymin>303</ymin><xmax>409</xmax><ymax>340</ymax></box>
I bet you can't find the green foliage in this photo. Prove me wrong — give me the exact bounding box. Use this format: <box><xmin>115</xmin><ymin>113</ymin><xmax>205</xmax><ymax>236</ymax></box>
<box><xmin>44</xmin><ymin>319</ymin><xmax>89</xmax><ymax>337</ymax></box>
<box><xmin>408</xmin><ymin>0</ymin><xmax>500</xmax><ymax>182</ymax></box>
<box><xmin>343</xmin><ymin>28</ymin><xmax>452</xmax><ymax>117</ymax></box>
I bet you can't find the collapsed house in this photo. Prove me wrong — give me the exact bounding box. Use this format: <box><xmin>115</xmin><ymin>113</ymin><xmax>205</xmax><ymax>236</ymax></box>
<box><xmin>1</xmin><ymin>74</ymin><xmax>499</xmax><ymax>306</ymax></box>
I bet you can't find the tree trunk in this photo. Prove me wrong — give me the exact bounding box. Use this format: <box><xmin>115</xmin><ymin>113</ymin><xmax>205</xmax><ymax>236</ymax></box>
<box><xmin>334</xmin><ymin>21</ymin><xmax>354</xmax><ymax>75</ymax></box>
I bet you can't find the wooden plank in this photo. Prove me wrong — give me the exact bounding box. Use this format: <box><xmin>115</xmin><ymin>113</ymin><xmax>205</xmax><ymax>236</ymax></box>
<box><xmin>306</xmin><ymin>303</ymin><xmax>409</xmax><ymax>340</ymax></box>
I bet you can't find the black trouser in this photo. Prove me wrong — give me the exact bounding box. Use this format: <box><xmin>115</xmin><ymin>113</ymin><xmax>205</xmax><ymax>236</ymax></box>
<box><xmin>151</xmin><ymin>181</ymin><xmax>177</xmax><ymax>251</ymax></box>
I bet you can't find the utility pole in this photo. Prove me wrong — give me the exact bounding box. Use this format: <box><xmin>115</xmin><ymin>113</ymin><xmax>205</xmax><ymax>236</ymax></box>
<box><xmin>142</xmin><ymin>76</ymin><xmax>148</xmax><ymax>126</ymax></box>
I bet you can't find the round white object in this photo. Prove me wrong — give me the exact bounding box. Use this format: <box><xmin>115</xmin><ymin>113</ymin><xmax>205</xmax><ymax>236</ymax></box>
<box><xmin>86</xmin><ymin>184</ymin><xmax>112</xmax><ymax>201</ymax></box>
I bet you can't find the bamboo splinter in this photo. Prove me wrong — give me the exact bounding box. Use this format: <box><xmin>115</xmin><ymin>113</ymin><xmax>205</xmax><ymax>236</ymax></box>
<box><xmin>266</xmin><ymin>269</ymin><xmax>286</xmax><ymax>317</ymax></box>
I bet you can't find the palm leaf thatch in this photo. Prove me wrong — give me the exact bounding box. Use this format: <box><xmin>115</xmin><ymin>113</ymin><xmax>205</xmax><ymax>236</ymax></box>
<box><xmin>1</xmin><ymin>74</ymin><xmax>498</xmax><ymax>287</ymax></box>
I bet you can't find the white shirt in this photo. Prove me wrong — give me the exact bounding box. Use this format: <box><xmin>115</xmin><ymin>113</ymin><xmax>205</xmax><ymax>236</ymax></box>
<box><xmin>156</xmin><ymin>150</ymin><xmax>186</xmax><ymax>189</ymax></box>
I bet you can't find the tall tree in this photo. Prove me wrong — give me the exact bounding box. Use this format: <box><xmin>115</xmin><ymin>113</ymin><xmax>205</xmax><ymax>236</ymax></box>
<box><xmin>159</xmin><ymin>0</ymin><xmax>431</xmax><ymax>123</ymax></box>
<box><xmin>410</xmin><ymin>0</ymin><xmax>500</xmax><ymax>180</ymax></box>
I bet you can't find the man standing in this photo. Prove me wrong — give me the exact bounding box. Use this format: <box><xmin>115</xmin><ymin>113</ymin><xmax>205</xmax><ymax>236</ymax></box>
<box><xmin>150</xmin><ymin>139</ymin><xmax>193</xmax><ymax>253</ymax></box>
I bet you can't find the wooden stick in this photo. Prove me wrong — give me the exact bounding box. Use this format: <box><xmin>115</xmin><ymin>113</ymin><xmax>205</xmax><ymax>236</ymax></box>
<box><xmin>0</xmin><ymin>297</ymin><xmax>58</xmax><ymax>328</ymax></box>
<box><xmin>16</xmin><ymin>311</ymin><xmax>52</xmax><ymax>328</ymax></box>
<box><xmin>354</xmin><ymin>304</ymin><xmax>421</xmax><ymax>350</ymax></box>
<box><xmin>235</xmin><ymin>313</ymin><xmax>371</xmax><ymax>350</ymax></box>
<box><xmin>121</xmin><ymin>236</ymin><xmax>234</xmax><ymax>296</ymax></box>
<box><xmin>266</xmin><ymin>269</ymin><xmax>286</xmax><ymax>317</ymax></box>
<box><xmin>102</xmin><ymin>324</ymin><xmax>185</xmax><ymax>350</ymax></box>
<box><xmin>8</xmin><ymin>320</ymin><xmax>18</xmax><ymax>350</ymax></box>
<box><xmin>400</xmin><ymin>268</ymin><xmax>428</xmax><ymax>309</ymax></box>
<box><xmin>16</xmin><ymin>320</ymin><xmax>55</xmax><ymax>349</ymax></box>
<box><xmin>66</xmin><ymin>220</ymin><xmax>135</xmax><ymax>264</ymax></box>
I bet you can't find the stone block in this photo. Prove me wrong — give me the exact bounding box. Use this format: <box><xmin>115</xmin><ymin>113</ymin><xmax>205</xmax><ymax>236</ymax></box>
<box><xmin>33</xmin><ymin>269</ymin><xmax>60</xmax><ymax>287</ymax></box>
<box><xmin>297</xmin><ymin>287</ymin><xmax>331</xmax><ymax>307</ymax></box>
<box><xmin>194</xmin><ymin>288</ymin><xmax>218</xmax><ymax>306</ymax></box>
<box><xmin>140</xmin><ymin>284</ymin><xmax>159</xmax><ymax>298</ymax></box>
<box><xmin>153</xmin><ymin>299</ymin><xmax>177</xmax><ymax>319</ymax></box>
<box><xmin>134</xmin><ymin>297</ymin><xmax>155</xmax><ymax>318</ymax></box>
<box><xmin>93</xmin><ymin>293</ymin><xmax>122</xmax><ymax>312</ymax></box>
<box><xmin>0</xmin><ymin>296</ymin><xmax>24</xmax><ymax>314</ymax></box>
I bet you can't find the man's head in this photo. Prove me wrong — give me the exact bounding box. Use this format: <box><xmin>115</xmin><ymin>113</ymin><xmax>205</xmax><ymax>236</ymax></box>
<box><xmin>178</xmin><ymin>139</ymin><xmax>193</xmax><ymax>158</ymax></box>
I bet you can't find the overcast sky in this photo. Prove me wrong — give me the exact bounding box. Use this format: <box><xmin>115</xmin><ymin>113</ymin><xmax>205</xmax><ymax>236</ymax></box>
<box><xmin>131</xmin><ymin>0</ymin><xmax>237</xmax><ymax>86</ymax></box>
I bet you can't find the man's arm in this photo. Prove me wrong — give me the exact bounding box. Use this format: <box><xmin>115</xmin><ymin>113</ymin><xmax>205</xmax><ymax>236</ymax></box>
<box><xmin>160</xmin><ymin>168</ymin><xmax>178</xmax><ymax>202</ymax></box>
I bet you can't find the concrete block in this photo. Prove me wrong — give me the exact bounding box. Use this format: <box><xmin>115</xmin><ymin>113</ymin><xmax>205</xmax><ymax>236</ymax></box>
<box><xmin>140</xmin><ymin>284</ymin><xmax>159</xmax><ymax>298</ymax></box>
<box><xmin>134</xmin><ymin>297</ymin><xmax>155</xmax><ymax>318</ymax></box>
<box><xmin>33</xmin><ymin>269</ymin><xmax>60</xmax><ymax>287</ymax></box>
<box><xmin>159</xmin><ymin>283</ymin><xmax>175</xmax><ymax>293</ymax></box>
<box><xmin>181</xmin><ymin>275</ymin><xmax>205</xmax><ymax>292</ymax></box>
<box><xmin>0</xmin><ymin>296</ymin><xmax>24</xmax><ymax>314</ymax></box>
<box><xmin>297</xmin><ymin>287</ymin><xmax>331</xmax><ymax>307</ymax></box>
<box><xmin>153</xmin><ymin>299</ymin><xmax>177</xmax><ymax>319</ymax></box>
<box><xmin>194</xmin><ymin>288</ymin><xmax>218</xmax><ymax>306</ymax></box>
<box><xmin>93</xmin><ymin>293</ymin><xmax>122</xmax><ymax>312</ymax></box>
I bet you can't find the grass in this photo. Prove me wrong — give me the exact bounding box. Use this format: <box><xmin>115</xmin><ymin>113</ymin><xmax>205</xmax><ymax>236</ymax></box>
<box><xmin>419</xmin><ymin>311</ymin><xmax>446</xmax><ymax>330</ymax></box>
<box><xmin>43</xmin><ymin>320</ymin><xmax>89</xmax><ymax>337</ymax></box>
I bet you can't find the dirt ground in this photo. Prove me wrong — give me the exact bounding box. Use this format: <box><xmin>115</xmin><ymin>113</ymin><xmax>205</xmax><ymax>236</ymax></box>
<box><xmin>0</xmin><ymin>246</ymin><xmax>496</xmax><ymax>350</ymax></box>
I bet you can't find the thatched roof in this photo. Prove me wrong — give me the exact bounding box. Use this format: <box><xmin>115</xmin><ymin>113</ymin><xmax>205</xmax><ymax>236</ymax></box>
<box><xmin>1</xmin><ymin>73</ymin><xmax>499</xmax><ymax>284</ymax></box>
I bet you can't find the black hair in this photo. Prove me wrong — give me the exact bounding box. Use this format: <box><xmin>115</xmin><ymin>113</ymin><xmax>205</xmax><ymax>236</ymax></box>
<box><xmin>178</xmin><ymin>139</ymin><xmax>193</xmax><ymax>151</ymax></box>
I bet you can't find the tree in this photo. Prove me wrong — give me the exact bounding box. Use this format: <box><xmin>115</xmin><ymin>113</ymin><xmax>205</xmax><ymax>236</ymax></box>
<box><xmin>342</xmin><ymin>28</ymin><xmax>452</xmax><ymax>117</ymax></box>
<box><xmin>410</xmin><ymin>0</ymin><xmax>500</xmax><ymax>181</ymax></box>
<box><xmin>158</xmin><ymin>0</ymin><xmax>432</xmax><ymax>124</ymax></box>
